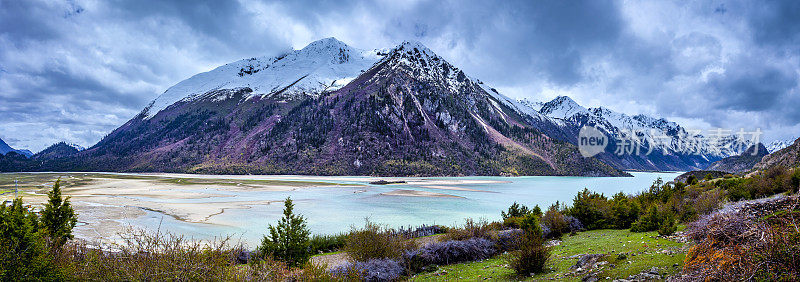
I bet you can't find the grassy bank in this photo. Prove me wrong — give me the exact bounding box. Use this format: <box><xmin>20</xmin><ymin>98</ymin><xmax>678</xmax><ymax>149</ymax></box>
<box><xmin>412</xmin><ymin>228</ymin><xmax>686</xmax><ymax>281</ymax></box>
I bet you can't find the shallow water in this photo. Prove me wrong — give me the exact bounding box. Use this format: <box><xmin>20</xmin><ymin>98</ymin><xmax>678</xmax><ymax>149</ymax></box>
<box><xmin>130</xmin><ymin>172</ymin><xmax>680</xmax><ymax>246</ymax></box>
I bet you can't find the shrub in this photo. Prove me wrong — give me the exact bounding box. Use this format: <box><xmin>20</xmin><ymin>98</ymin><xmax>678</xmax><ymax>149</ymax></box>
<box><xmin>393</xmin><ymin>224</ymin><xmax>447</xmax><ymax>239</ymax></box>
<box><xmin>345</xmin><ymin>220</ymin><xmax>412</xmax><ymax>261</ymax></box>
<box><xmin>509</xmin><ymin>235</ymin><xmax>550</xmax><ymax>276</ymax></box>
<box><xmin>444</xmin><ymin>218</ymin><xmax>495</xmax><ymax>241</ymax></box>
<box><xmin>541</xmin><ymin>204</ymin><xmax>569</xmax><ymax>239</ymax></box>
<box><xmin>631</xmin><ymin>206</ymin><xmax>662</xmax><ymax>232</ymax></box>
<box><xmin>41</xmin><ymin>179</ymin><xmax>78</xmax><ymax>248</ymax></box>
<box><xmin>693</xmin><ymin>188</ymin><xmax>726</xmax><ymax>216</ymax></box>
<box><xmin>404</xmin><ymin>238</ymin><xmax>497</xmax><ymax>272</ymax></box>
<box><xmin>519</xmin><ymin>214</ymin><xmax>543</xmax><ymax>239</ymax></box>
<box><xmin>532</xmin><ymin>205</ymin><xmax>543</xmax><ymax>218</ymax></box>
<box><xmin>790</xmin><ymin>170</ymin><xmax>800</xmax><ymax>194</ymax></box>
<box><xmin>63</xmin><ymin>228</ymin><xmax>240</xmax><ymax>281</ymax></box>
<box><xmin>564</xmin><ymin>216</ymin><xmax>584</xmax><ymax>232</ymax></box>
<box><xmin>309</xmin><ymin>233</ymin><xmax>348</xmax><ymax>254</ymax></box>
<box><xmin>610</xmin><ymin>192</ymin><xmax>639</xmax><ymax>229</ymax></box>
<box><xmin>510</xmin><ymin>215</ymin><xmax>550</xmax><ymax>276</ymax></box>
<box><xmin>494</xmin><ymin>229</ymin><xmax>523</xmax><ymax>252</ymax></box>
<box><xmin>503</xmin><ymin>216</ymin><xmax>525</xmax><ymax>228</ymax></box>
<box><xmin>567</xmin><ymin>189</ymin><xmax>611</xmax><ymax>230</ymax></box>
<box><xmin>259</xmin><ymin>197</ymin><xmax>311</xmax><ymax>267</ymax></box>
<box><xmin>330</xmin><ymin>258</ymin><xmax>405</xmax><ymax>281</ymax></box>
<box><xmin>686</xmin><ymin>175</ymin><xmax>698</xmax><ymax>185</ymax></box>
<box><xmin>657</xmin><ymin>214</ymin><xmax>677</xmax><ymax>236</ymax></box>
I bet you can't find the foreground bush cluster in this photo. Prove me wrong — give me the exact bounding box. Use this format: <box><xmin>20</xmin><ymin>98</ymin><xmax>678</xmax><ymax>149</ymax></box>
<box><xmin>678</xmin><ymin>196</ymin><xmax>800</xmax><ymax>281</ymax></box>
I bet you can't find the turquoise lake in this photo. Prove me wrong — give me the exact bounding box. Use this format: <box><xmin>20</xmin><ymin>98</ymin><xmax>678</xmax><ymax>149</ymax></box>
<box><xmin>131</xmin><ymin>172</ymin><xmax>681</xmax><ymax>246</ymax></box>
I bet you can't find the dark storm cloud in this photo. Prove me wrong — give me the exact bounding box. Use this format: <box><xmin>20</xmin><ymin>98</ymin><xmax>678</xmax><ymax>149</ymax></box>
<box><xmin>1</xmin><ymin>0</ymin><xmax>799</xmax><ymax>151</ymax></box>
<box><xmin>747</xmin><ymin>0</ymin><xmax>800</xmax><ymax>49</ymax></box>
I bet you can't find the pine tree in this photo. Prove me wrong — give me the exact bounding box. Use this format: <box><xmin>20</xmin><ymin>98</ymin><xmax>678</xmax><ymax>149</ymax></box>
<box><xmin>0</xmin><ymin>198</ymin><xmax>60</xmax><ymax>279</ymax></box>
<box><xmin>259</xmin><ymin>197</ymin><xmax>310</xmax><ymax>267</ymax></box>
<box><xmin>41</xmin><ymin>179</ymin><xmax>77</xmax><ymax>248</ymax></box>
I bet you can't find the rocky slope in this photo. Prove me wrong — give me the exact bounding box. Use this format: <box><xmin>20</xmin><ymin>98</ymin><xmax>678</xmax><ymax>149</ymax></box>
<box><xmin>753</xmin><ymin>137</ymin><xmax>800</xmax><ymax>171</ymax></box>
<box><xmin>704</xmin><ymin>143</ymin><xmax>768</xmax><ymax>174</ymax></box>
<box><xmin>39</xmin><ymin>39</ymin><xmax>625</xmax><ymax>176</ymax></box>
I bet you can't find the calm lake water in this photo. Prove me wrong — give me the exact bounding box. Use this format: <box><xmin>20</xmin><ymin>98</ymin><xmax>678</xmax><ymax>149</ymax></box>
<box><xmin>130</xmin><ymin>172</ymin><xmax>680</xmax><ymax>246</ymax></box>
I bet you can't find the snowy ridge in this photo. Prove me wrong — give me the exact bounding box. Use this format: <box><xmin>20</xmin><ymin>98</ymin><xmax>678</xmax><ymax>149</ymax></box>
<box><xmin>380</xmin><ymin>41</ymin><xmax>559</xmax><ymax>127</ymax></box>
<box><xmin>529</xmin><ymin>96</ymin><xmax>752</xmax><ymax>158</ymax></box>
<box><xmin>380</xmin><ymin>41</ymin><xmax>472</xmax><ymax>94</ymax></box>
<box><xmin>767</xmin><ymin>139</ymin><xmax>793</xmax><ymax>153</ymax></box>
<box><xmin>142</xmin><ymin>37</ymin><xmax>386</xmax><ymax>118</ymax></box>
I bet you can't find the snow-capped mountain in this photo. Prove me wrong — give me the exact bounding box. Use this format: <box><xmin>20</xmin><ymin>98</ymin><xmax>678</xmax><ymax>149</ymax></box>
<box><xmin>142</xmin><ymin>37</ymin><xmax>387</xmax><ymax>118</ymax></box>
<box><xmin>14</xmin><ymin>38</ymin><xmax>625</xmax><ymax>176</ymax></box>
<box><xmin>9</xmin><ymin>37</ymin><xmax>751</xmax><ymax>174</ymax></box>
<box><xmin>767</xmin><ymin>139</ymin><xmax>793</xmax><ymax>153</ymax></box>
<box><xmin>522</xmin><ymin>96</ymin><xmax>753</xmax><ymax>171</ymax></box>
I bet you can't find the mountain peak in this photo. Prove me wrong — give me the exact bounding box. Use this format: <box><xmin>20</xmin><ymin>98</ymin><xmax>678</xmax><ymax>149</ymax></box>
<box><xmin>307</xmin><ymin>37</ymin><xmax>346</xmax><ymax>46</ymax></box>
<box><xmin>743</xmin><ymin>143</ymin><xmax>768</xmax><ymax>156</ymax></box>
<box><xmin>298</xmin><ymin>37</ymin><xmax>354</xmax><ymax>60</ymax></box>
<box><xmin>539</xmin><ymin>96</ymin><xmax>588</xmax><ymax>119</ymax></box>
<box><xmin>143</xmin><ymin>38</ymin><xmax>385</xmax><ymax>118</ymax></box>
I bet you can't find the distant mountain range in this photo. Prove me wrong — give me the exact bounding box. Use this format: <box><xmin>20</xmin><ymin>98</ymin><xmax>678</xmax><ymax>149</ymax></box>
<box><xmin>0</xmin><ymin>137</ymin><xmax>32</xmax><ymax>157</ymax></box>
<box><xmin>0</xmin><ymin>38</ymin><xmax>792</xmax><ymax>176</ymax></box>
<box><xmin>517</xmin><ymin>96</ymin><xmax>752</xmax><ymax>171</ymax></box>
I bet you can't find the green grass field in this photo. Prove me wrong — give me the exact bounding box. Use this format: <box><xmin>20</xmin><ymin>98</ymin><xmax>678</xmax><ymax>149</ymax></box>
<box><xmin>411</xmin><ymin>228</ymin><xmax>686</xmax><ymax>281</ymax></box>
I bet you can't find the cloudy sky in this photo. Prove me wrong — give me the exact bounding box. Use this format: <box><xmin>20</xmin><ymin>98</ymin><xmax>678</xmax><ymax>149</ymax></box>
<box><xmin>1</xmin><ymin>0</ymin><xmax>799</xmax><ymax>152</ymax></box>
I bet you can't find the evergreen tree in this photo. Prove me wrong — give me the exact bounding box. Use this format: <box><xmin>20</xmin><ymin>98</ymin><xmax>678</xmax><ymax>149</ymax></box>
<box><xmin>531</xmin><ymin>205</ymin><xmax>543</xmax><ymax>218</ymax></box>
<box><xmin>501</xmin><ymin>202</ymin><xmax>531</xmax><ymax>220</ymax></box>
<box><xmin>259</xmin><ymin>197</ymin><xmax>311</xmax><ymax>267</ymax></box>
<box><xmin>41</xmin><ymin>179</ymin><xmax>77</xmax><ymax>248</ymax></box>
<box><xmin>0</xmin><ymin>198</ymin><xmax>60</xmax><ymax>280</ymax></box>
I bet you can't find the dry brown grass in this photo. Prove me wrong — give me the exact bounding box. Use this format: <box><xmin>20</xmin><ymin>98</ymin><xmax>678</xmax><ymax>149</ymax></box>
<box><xmin>678</xmin><ymin>197</ymin><xmax>800</xmax><ymax>281</ymax></box>
<box><xmin>52</xmin><ymin>227</ymin><xmax>352</xmax><ymax>281</ymax></box>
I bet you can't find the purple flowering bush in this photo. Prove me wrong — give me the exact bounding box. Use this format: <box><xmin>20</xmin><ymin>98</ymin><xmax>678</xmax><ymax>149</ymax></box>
<box><xmin>330</xmin><ymin>258</ymin><xmax>406</xmax><ymax>282</ymax></box>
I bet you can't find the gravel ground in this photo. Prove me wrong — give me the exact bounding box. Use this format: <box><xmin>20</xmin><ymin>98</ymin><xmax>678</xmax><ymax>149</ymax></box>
<box><xmin>311</xmin><ymin>252</ymin><xmax>351</xmax><ymax>269</ymax></box>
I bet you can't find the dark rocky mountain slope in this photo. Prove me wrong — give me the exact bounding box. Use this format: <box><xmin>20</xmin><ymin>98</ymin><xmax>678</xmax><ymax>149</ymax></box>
<box><xmin>753</xmin><ymin>137</ymin><xmax>800</xmax><ymax>171</ymax></box>
<box><xmin>705</xmin><ymin>143</ymin><xmax>769</xmax><ymax>174</ymax></box>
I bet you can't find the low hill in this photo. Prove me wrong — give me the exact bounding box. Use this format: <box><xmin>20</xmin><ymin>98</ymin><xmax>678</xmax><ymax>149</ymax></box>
<box><xmin>705</xmin><ymin>143</ymin><xmax>768</xmax><ymax>174</ymax></box>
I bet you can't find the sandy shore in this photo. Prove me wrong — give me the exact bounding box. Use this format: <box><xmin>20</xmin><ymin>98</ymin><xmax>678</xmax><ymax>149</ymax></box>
<box><xmin>0</xmin><ymin>172</ymin><xmax>495</xmax><ymax>243</ymax></box>
<box><xmin>380</xmin><ymin>189</ymin><xmax>464</xmax><ymax>198</ymax></box>
<box><xmin>420</xmin><ymin>185</ymin><xmax>494</xmax><ymax>192</ymax></box>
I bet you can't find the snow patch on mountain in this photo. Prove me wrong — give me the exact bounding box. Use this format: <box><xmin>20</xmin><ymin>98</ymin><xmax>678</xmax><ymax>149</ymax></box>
<box><xmin>66</xmin><ymin>143</ymin><xmax>86</xmax><ymax>151</ymax></box>
<box><xmin>142</xmin><ymin>37</ymin><xmax>386</xmax><ymax>118</ymax></box>
<box><xmin>767</xmin><ymin>139</ymin><xmax>793</xmax><ymax>153</ymax></box>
